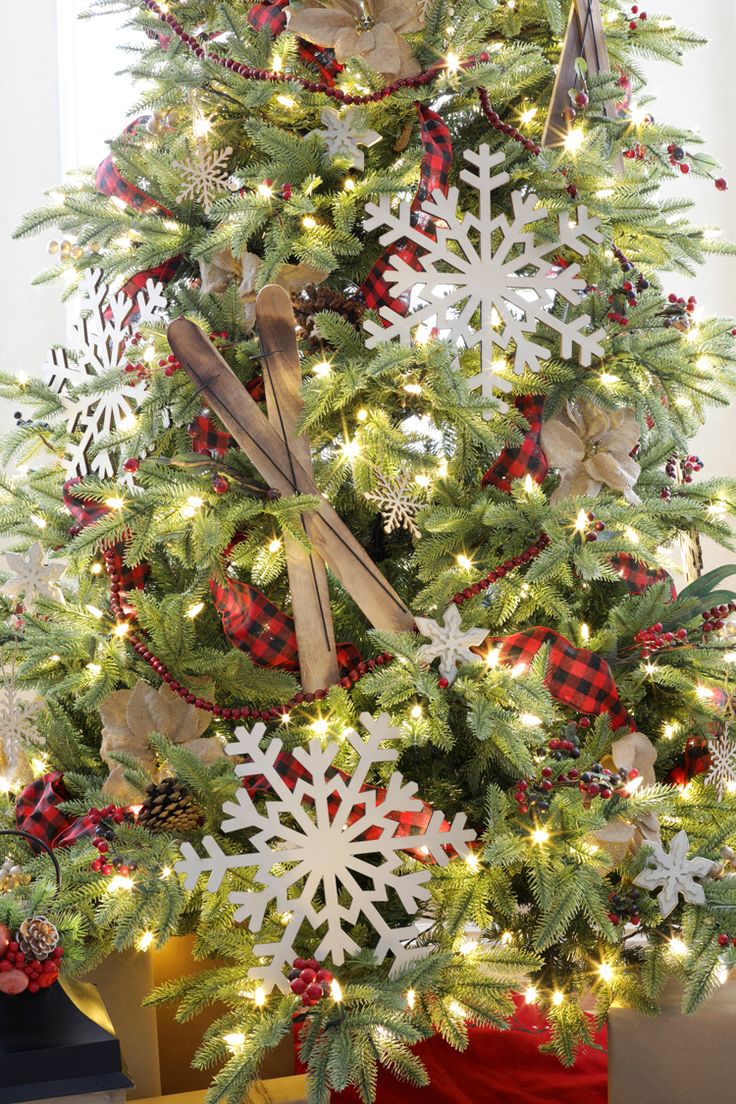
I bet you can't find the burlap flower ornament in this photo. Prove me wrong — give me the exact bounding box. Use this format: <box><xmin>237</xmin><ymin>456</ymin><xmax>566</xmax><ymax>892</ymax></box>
<box><xmin>592</xmin><ymin>731</ymin><xmax>660</xmax><ymax>863</ymax></box>
<box><xmin>540</xmin><ymin>399</ymin><xmax>641</xmax><ymax>505</ymax></box>
<box><xmin>99</xmin><ymin>681</ymin><xmax>225</xmax><ymax>801</ymax></box>
<box><xmin>199</xmin><ymin>250</ymin><xmax>327</xmax><ymax>329</ymax></box>
<box><xmin>288</xmin><ymin>0</ymin><xmax>425</xmax><ymax>78</ymax></box>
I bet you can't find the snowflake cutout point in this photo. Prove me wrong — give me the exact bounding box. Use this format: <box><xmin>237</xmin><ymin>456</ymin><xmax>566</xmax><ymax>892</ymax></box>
<box><xmin>363</xmin><ymin>145</ymin><xmax>606</xmax><ymax>399</ymax></box>
<box><xmin>633</xmin><ymin>829</ymin><xmax>713</xmax><ymax>918</ymax></box>
<box><xmin>176</xmin><ymin>711</ymin><xmax>475</xmax><ymax>992</ymax></box>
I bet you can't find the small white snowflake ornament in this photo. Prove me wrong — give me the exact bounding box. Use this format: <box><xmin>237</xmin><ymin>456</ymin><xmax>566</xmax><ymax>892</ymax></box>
<box><xmin>634</xmin><ymin>829</ymin><xmax>714</xmax><ymax>918</ymax></box>
<box><xmin>704</xmin><ymin>723</ymin><xmax>736</xmax><ymax>800</ymax></box>
<box><xmin>176</xmin><ymin>712</ymin><xmax>475</xmax><ymax>992</ymax></box>
<box><xmin>364</xmin><ymin>469</ymin><xmax>424</xmax><ymax>538</ymax></box>
<box><xmin>1</xmin><ymin>544</ymin><xmax>65</xmax><ymax>606</ymax></box>
<box><xmin>0</xmin><ymin>684</ymin><xmax>43</xmax><ymax>781</ymax></box>
<box><xmin>311</xmin><ymin>106</ymin><xmax>380</xmax><ymax>171</ymax></box>
<box><xmin>363</xmin><ymin>145</ymin><xmax>605</xmax><ymax>399</ymax></box>
<box><xmin>43</xmin><ymin>268</ymin><xmax>166</xmax><ymax>479</ymax></box>
<box><xmin>416</xmin><ymin>604</ymin><xmax>487</xmax><ymax>684</ymax></box>
<box><xmin>174</xmin><ymin>140</ymin><xmax>233</xmax><ymax>212</ymax></box>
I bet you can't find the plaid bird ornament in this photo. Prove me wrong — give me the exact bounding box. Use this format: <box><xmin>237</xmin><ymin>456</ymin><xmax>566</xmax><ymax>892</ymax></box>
<box><xmin>492</xmin><ymin>627</ymin><xmax>631</xmax><ymax>731</ymax></box>
<box><xmin>609</xmin><ymin>552</ymin><xmax>676</xmax><ymax>600</ymax></box>
<box><xmin>360</xmin><ymin>104</ymin><xmax>452</xmax><ymax>314</ymax></box>
<box><xmin>187</xmin><ymin>413</ymin><xmax>236</xmax><ymax>458</ymax></box>
<box><xmin>15</xmin><ymin>772</ymin><xmax>96</xmax><ymax>850</ymax></box>
<box><xmin>482</xmin><ymin>395</ymin><xmax>549</xmax><ymax>491</ymax></box>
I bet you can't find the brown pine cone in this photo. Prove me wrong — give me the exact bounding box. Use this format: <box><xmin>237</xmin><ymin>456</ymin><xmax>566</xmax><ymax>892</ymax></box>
<box><xmin>18</xmin><ymin>916</ymin><xmax>59</xmax><ymax>961</ymax></box>
<box><xmin>137</xmin><ymin>778</ymin><xmax>202</xmax><ymax>833</ymax></box>
<box><xmin>293</xmin><ymin>284</ymin><xmax>365</xmax><ymax>351</ymax></box>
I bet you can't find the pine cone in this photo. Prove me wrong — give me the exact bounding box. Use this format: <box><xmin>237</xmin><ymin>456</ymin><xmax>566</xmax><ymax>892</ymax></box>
<box><xmin>137</xmin><ymin>778</ymin><xmax>202</xmax><ymax>833</ymax></box>
<box><xmin>18</xmin><ymin>916</ymin><xmax>59</xmax><ymax>961</ymax></box>
<box><xmin>293</xmin><ymin>284</ymin><xmax>365</xmax><ymax>351</ymax></box>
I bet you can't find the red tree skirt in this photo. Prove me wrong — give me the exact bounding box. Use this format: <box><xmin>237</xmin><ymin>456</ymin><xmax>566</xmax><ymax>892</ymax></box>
<box><xmin>301</xmin><ymin>998</ymin><xmax>608</xmax><ymax>1103</ymax></box>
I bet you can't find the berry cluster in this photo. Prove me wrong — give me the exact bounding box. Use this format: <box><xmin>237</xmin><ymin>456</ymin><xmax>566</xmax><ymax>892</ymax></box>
<box><xmin>634</xmin><ymin>623</ymin><xmax>688</xmax><ymax>658</ymax></box>
<box><xmin>288</xmin><ymin>957</ymin><xmax>334</xmax><ymax>1007</ymax></box>
<box><xmin>627</xmin><ymin>5</ymin><xmax>648</xmax><ymax>30</ymax></box>
<box><xmin>701</xmin><ymin>602</ymin><xmax>736</xmax><ymax>635</ymax></box>
<box><xmin>547</xmin><ymin>720</ymin><xmax>587</xmax><ymax>761</ymax></box>
<box><xmin>666</xmin><ymin>143</ymin><xmax>691</xmax><ymax>174</ymax></box>
<box><xmin>716</xmin><ymin>933</ymin><xmax>736</xmax><ymax>948</ymax></box>
<box><xmin>513</xmin><ymin>768</ymin><xmax>579</xmax><ymax>815</ymax></box>
<box><xmin>260</xmin><ymin>179</ymin><xmax>293</xmax><ymax>201</ymax></box>
<box><xmin>513</xmin><ymin>759</ymin><xmax>637</xmax><ymax>816</ymax></box>
<box><xmin>665</xmin><ymin>453</ymin><xmax>703</xmax><ymax>484</ymax></box>
<box><xmin>662</xmin><ymin>292</ymin><xmax>697</xmax><ymax>331</ymax></box>
<box><xmin>452</xmin><ymin>534</ymin><xmax>551</xmax><ymax>607</ymax></box>
<box><xmin>0</xmin><ymin>924</ymin><xmax>63</xmax><ymax>996</ymax></box>
<box><xmin>159</xmin><ymin>353</ymin><xmax>181</xmax><ymax>378</ymax></box>
<box><xmin>88</xmin><ymin>804</ymin><xmax>138</xmax><ymax>878</ymax></box>
<box><xmin>578</xmin><ymin>763</ymin><xmax>638</xmax><ymax>801</ymax></box>
<box><xmin>607</xmin><ymin>887</ymin><xmax>642</xmax><ymax>927</ymax></box>
<box><xmin>607</xmin><ymin>271</ymin><xmax>650</xmax><ymax>327</ymax></box>
<box><xmin>623</xmin><ymin>142</ymin><xmax>646</xmax><ymax>162</ymax></box>
<box><xmin>578</xmin><ymin>512</ymin><xmax>606</xmax><ymax>542</ymax></box>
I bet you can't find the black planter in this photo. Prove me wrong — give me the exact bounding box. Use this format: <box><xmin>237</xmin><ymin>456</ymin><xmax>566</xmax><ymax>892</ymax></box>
<box><xmin>0</xmin><ymin>977</ymin><xmax>133</xmax><ymax>1104</ymax></box>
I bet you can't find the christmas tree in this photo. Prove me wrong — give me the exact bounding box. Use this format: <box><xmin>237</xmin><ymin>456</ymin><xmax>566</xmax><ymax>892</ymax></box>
<box><xmin>4</xmin><ymin>0</ymin><xmax>736</xmax><ymax>1098</ymax></box>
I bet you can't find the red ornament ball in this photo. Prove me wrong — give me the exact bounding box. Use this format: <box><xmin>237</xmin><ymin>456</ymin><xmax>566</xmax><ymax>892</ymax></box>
<box><xmin>716</xmin><ymin>178</ymin><xmax>729</xmax><ymax>192</ymax></box>
<box><xmin>212</xmin><ymin>476</ymin><xmax>230</xmax><ymax>495</ymax></box>
<box><xmin>123</xmin><ymin>457</ymin><xmax>140</xmax><ymax>474</ymax></box>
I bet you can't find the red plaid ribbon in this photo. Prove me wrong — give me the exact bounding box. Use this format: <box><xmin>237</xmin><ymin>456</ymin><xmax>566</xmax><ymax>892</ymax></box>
<box><xmin>482</xmin><ymin>396</ymin><xmax>549</xmax><ymax>491</ymax></box>
<box><xmin>609</xmin><ymin>553</ymin><xmax>676</xmax><ymax>599</ymax></box>
<box><xmin>360</xmin><ymin>104</ymin><xmax>452</xmax><ymax>313</ymax></box>
<box><xmin>211</xmin><ymin>577</ymin><xmax>360</xmax><ymax>673</ymax></box>
<box><xmin>117</xmin><ymin>257</ymin><xmax>182</xmax><ymax>307</ymax></box>
<box><xmin>492</xmin><ymin>627</ymin><xmax>631</xmax><ymax>731</ymax></box>
<box><xmin>96</xmin><ymin>117</ymin><xmax>173</xmax><ymax>217</ymax></box>
<box><xmin>188</xmin><ymin>413</ymin><xmax>236</xmax><ymax>458</ymax></box>
<box><xmin>668</xmin><ymin>737</ymin><xmax>711</xmax><ymax>787</ymax></box>
<box><xmin>64</xmin><ymin>480</ymin><xmax>150</xmax><ymax>593</ymax></box>
<box><xmin>247</xmin><ymin>0</ymin><xmax>343</xmax><ymax>84</ymax></box>
<box><xmin>245</xmin><ymin>748</ymin><xmax>454</xmax><ymax>859</ymax></box>
<box><xmin>15</xmin><ymin>772</ymin><xmax>95</xmax><ymax>850</ymax></box>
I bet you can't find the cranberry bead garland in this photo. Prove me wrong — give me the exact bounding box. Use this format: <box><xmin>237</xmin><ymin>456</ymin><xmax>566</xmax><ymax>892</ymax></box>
<box><xmin>450</xmin><ymin>534</ymin><xmax>549</xmax><ymax>606</ymax></box>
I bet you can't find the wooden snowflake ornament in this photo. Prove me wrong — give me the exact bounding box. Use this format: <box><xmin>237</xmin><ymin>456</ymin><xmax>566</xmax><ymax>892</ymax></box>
<box><xmin>176</xmin><ymin>712</ymin><xmax>476</xmax><ymax>991</ymax></box>
<box><xmin>634</xmin><ymin>829</ymin><xmax>714</xmax><ymax>918</ymax></box>
<box><xmin>1</xmin><ymin>543</ymin><xmax>65</xmax><ymax>606</ymax></box>
<box><xmin>416</xmin><ymin>605</ymin><xmax>487</xmax><ymax>684</ymax></box>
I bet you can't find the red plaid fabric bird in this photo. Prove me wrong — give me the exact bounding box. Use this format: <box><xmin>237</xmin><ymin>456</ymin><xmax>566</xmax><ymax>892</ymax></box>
<box><xmin>482</xmin><ymin>395</ymin><xmax>549</xmax><ymax>491</ymax></box>
<box><xmin>15</xmin><ymin>772</ymin><xmax>96</xmax><ymax>850</ymax></box>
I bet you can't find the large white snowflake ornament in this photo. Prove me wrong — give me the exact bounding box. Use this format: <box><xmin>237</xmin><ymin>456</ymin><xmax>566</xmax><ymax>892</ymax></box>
<box><xmin>363</xmin><ymin>146</ymin><xmax>606</xmax><ymax>399</ymax></box>
<box><xmin>44</xmin><ymin>268</ymin><xmax>166</xmax><ymax>479</ymax></box>
<box><xmin>704</xmin><ymin>723</ymin><xmax>736</xmax><ymax>800</ymax></box>
<box><xmin>415</xmin><ymin>604</ymin><xmax>487</xmax><ymax>684</ymax></box>
<box><xmin>364</xmin><ymin>469</ymin><xmax>425</xmax><ymax>538</ymax></box>
<box><xmin>174</xmin><ymin>140</ymin><xmax>233</xmax><ymax>212</ymax></box>
<box><xmin>1</xmin><ymin>543</ymin><xmax>65</xmax><ymax>606</ymax></box>
<box><xmin>634</xmin><ymin>829</ymin><xmax>714</xmax><ymax>918</ymax></box>
<box><xmin>310</xmin><ymin>106</ymin><xmax>381</xmax><ymax>171</ymax></box>
<box><xmin>176</xmin><ymin>712</ymin><xmax>475</xmax><ymax>992</ymax></box>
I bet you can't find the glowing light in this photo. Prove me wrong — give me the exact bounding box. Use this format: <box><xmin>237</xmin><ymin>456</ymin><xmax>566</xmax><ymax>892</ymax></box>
<box><xmin>272</xmin><ymin>54</ymin><xmax>283</xmax><ymax>72</ymax></box>
<box><xmin>356</xmin><ymin>407</ymin><xmax>368</xmax><ymax>422</ymax></box>
<box><xmin>531</xmin><ymin>827</ymin><xmax>550</xmax><ymax>846</ymax></box>
<box><xmin>403</xmin><ymin>382</ymin><xmax>422</xmax><ymax>395</ymax></box>
<box><xmin>448</xmin><ymin>1000</ymin><xmax>466</xmax><ymax>1018</ymax></box>
<box><xmin>85</xmin><ymin>605</ymin><xmax>104</xmax><ymax>619</ymax></box>
<box><xmin>552</xmin><ymin>990</ymin><xmax>564</xmax><ymax>1006</ymax></box>
<box><xmin>595</xmin><ymin>188</ymin><xmax>615</xmax><ymax>199</ymax></box>
<box><xmin>465</xmin><ymin>852</ymin><xmax>480</xmax><ymax>871</ymax></box>
<box><xmin>598</xmin><ymin>962</ymin><xmax>614</xmax><ymax>983</ymax></box>
<box><xmin>511</xmin><ymin>662</ymin><xmax>527</xmax><ymax>678</ymax></box>
<box><xmin>669</xmin><ymin>937</ymin><xmax>689</xmax><ymax>957</ymax></box>
<box><xmin>302</xmin><ymin>215</ymin><xmax>318</xmax><ymax>230</ymax></box>
<box><xmin>90</xmin><ymin>562</ymin><xmax>103</xmax><ymax>575</ymax></box>
<box><xmin>456</xmin><ymin>554</ymin><xmax>473</xmax><ymax>570</ymax></box>
<box><xmin>580</xmin><ymin>623</ymin><xmax>590</xmax><ymax>643</ymax></box>
<box><xmin>624</xmin><ymin>527</ymin><xmax>639</xmax><ymax>545</ymax></box>
<box><xmin>520</xmin><ymin>713</ymin><xmax>542</xmax><ymax>727</ymax></box>
<box><xmin>276</xmin><ymin>94</ymin><xmax>296</xmax><ymax>108</ymax></box>
<box><xmin>524</xmin><ymin>986</ymin><xmax>538</xmax><ymax>1004</ymax></box>
<box><xmin>663</xmin><ymin>723</ymin><xmax>677</xmax><ymax>740</ymax></box>
<box><xmin>16</xmin><ymin>370</ymin><xmax>28</xmax><ymax>386</ymax></box>
<box><xmin>312</xmin><ymin>359</ymin><xmax>331</xmax><ymax>377</ymax></box>
<box><xmin>600</xmin><ymin>372</ymin><xmax>620</xmax><ymax>385</ymax></box>
<box><xmin>268</xmin><ymin>538</ymin><xmax>282</xmax><ymax>554</ymax></box>
<box><xmin>629</xmin><ymin>103</ymin><xmax>650</xmax><ymax>127</ymax></box>
<box><xmin>192</xmin><ymin>114</ymin><xmax>213</xmax><ymax>138</ymax></box>
<box><xmin>520</xmin><ymin>107</ymin><xmax>538</xmax><ymax>125</ymax></box>
<box><xmin>575</xmin><ymin>509</ymin><xmax>588</xmax><ymax>532</ymax></box>
<box><xmin>485</xmin><ymin>647</ymin><xmax>501</xmax><ymax>668</ymax></box>
<box><xmin>257</xmin><ymin>181</ymin><xmax>273</xmax><ymax>199</ymax></box>
<box><xmin>330</xmin><ymin>979</ymin><xmax>343</xmax><ymax>1003</ymax></box>
<box><xmin>696</xmin><ymin>355</ymin><xmax>711</xmax><ymax>371</ymax></box>
<box><xmin>138</xmin><ymin>931</ymin><xmax>155</xmax><ymax>952</ymax></box>
<box><xmin>696</xmin><ymin>685</ymin><xmax>715</xmax><ymax>699</ymax></box>
<box><xmin>49</xmin><ymin>655</ymin><xmax>61</xmax><ymax>664</ymax></box>
<box><xmin>161</xmin><ymin>867</ymin><xmax>172</xmax><ymax>879</ymax></box>
<box><xmin>281</xmin><ymin>712</ymin><xmax>291</xmax><ymax>725</ymax></box>
<box><xmin>31</xmin><ymin>756</ymin><xmax>48</xmax><ymax>775</ymax></box>
<box><xmin>143</xmin><ymin>344</ymin><xmax>156</xmax><ymax>363</ymax></box>
<box><xmin>311</xmin><ymin>718</ymin><xmax>329</xmax><ymax>736</ymax></box>
<box><xmin>624</xmin><ymin>775</ymin><xmax>644</xmax><ymax>795</ymax></box>
<box><xmin>500</xmin><ymin>931</ymin><xmax>513</xmax><ymax>945</ymax></box>
<box><xmin>343</xmin><ymin>177</ymin><xmax>356</xmax><ymax>191</ymax></box>
<box><xmin>224</xmin><ymin>1032</ymin><xmax>246</xmax><ymax>1051</ymax></box>
<box><xmin>341</xmin><ymin>438</ymin><xmax>360</xmax><ymax>461</ymax></box>
<box><xmin>727</xmin><ymin>780</ymin><xmax>736</xmax><ymax>795</ymax></box>
<box><xmin>437</xmin><ymin>458</ymin><xmax>448</xmax><ymax>478</ymax></box>
<box><xmin>410</xmin><ymin>705</ymin><xmax>423</xmax><ymax>720</ymax></box>
<box><xmin>445</xmin><ymin>51</ymin><xmax>461</xmax><ymax>73</ymax></box>
<box><xmin>30</xmin><ymin>515</ymin><xmax>47</xmax><ymax>529</ymax></box>
<box><xmin>181</xmin><ymin>506</ymin><xmax>196</xmax><ymax>519</ymax></box>
<box><xmin>524</xmin><ymin>474</ymin><xmax>535</xmax><ymax>493</ymax></box>
<box><xmin>107</xmin><ymin>875</ymin><xmax>134</xmax><ymax>893</ymax></box>
<box><xmin>459</xmin><ymin>939</ymin><xmax>476</xmax><ymax>956</ymax></box>
<box><xmin>564</xmin><ymin>128</ymin><xmax>585</xmax><ymax>154</ymax></box>
<box><xmin>119</xmin><ymin>414</ymin><xmax>137</xmax><ymax>432</ymax></box>
<box><xmin>105</xmin><ymin>497</ymin><xmax>125</xmax><ymax>510</ymax></box>
<box><xmin>86</xmin><ymin>663</ymin><xmax>102</xmax><ymax>675</ymax></box>
<box><xmin>187</xmin><ymin>602</ymin><xmax>205</xmax><ymax>618</ymax></box>
<box><xmin>114</xmin><ymin>622</ymin><xmax>130</xmax><ymax>637</ymax></box>
<box><xmin>0</xmin><ymin>777</ymin><xmax>12</xmax><ymax>794</ymax></box>
<box><xmin>406</xmin><ymin>988</ymin><xmax>416</xmax><ymax>1009</ymax></box>
<box><xmin>708</xmin><ymin>501</ymin><xmax>728</xmax><ymax>517</ymax></box>
<box><xmin>644</xmin><ymin>662</ymin><xmax>656</xmax><ymax>675</ymax></box>
<box><xmin>254</xmin><ymin>985</ymin><xmax>267</xmax><ymax>1007</ymax></box>
<box><xmin>415</xmin><ymin>474</ymin><xmax>431</xmax><ymax>489</ymax></box>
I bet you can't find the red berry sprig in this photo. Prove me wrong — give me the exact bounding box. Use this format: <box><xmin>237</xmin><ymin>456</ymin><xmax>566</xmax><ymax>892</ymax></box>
<box><xmin>702</xmin><ymin>602</ymin><xmax>736</xmax><ymax>635</ymax></box>
<box><xmin>608</xmin><ymin>887</ymin><xmax>642</xmax><ymax>927</ymax></box>
<box><xmin>717</xmin><ymin>933</ymin><xmax>736</xmax><ymax>947</ymax></box>
<box><xmin>88</xmin><ymin>804</ymin><xmax>138</xmax><ymax>878</ymax></box>
<box><xmin>627</xmin><ymin>4</ymin><xmax>647</xmax><ymax>30</ymax></box>
<box><xmin>288</xmin><ymin>957</ymin><xmax>334</xmax><ymax>1007</ymax></box>
<box><xmin>634</xmin><ymin>622</ymin><xmax>688</xmax><ymax>658</ymax></box>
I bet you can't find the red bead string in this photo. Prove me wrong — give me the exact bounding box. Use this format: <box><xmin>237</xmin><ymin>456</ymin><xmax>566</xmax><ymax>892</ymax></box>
<box><xmin>104</xmin><ymin>534</ymin><xmax>546</xmax><ymax>721</ymax></box>
<box><xmin>477</xmin><ymin>88</ymin><xmax>541</xmax><ymax>156</ymax></box>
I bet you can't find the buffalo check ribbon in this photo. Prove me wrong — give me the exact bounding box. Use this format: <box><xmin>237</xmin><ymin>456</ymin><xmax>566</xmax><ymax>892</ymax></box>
<box><xmin>360</xmin><ymin>103</ymin><xmax>452</xmax><ymax>314</ymax></box>
<box><xmin>64</xmin><ymin>479</ymin><xmax>150</xmax><ymax>593</ymax></box>
<box><xmin>245</xmin><ymin>747</ymin><xmax>455</xmax><ymax>860</ymax></box>
<box><xmin>15</xmin><ymin>772</ymin><xmax>96</xmax><ymax>850</ymax></box>
<box><xmin>491</xmin><ymin>627</ymin><xmax>632</xmax><ymax>731</ymax></box>
<box><xmin>247</xmin><ymin>0</ymin><xmax>344</xmax><ymax>84</ymax></box>
<box><xmin>482</xmin><ymin>395</ymin><xmax>549</xmax><ymax>491</ymax></box>
<box><xmin>609</xmin><ymin>552</ymin><xmax>676</xmax><ymax>600</ymax></box>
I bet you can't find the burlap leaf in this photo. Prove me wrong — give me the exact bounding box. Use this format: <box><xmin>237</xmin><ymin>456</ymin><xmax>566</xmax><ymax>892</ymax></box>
<box><xmin>541</xmin><ymin>399</ymin><xmax>641</xmax><ymax>505</ymax></box>
<box><xmin>288</xmin><ymin>0</ymin><xmax>424</xmax><ymax>77</ymax></box>
<box><xmin>591</xmin><ymin>732</ymin><xmax>660</xmax><ymax>862</ymax></box>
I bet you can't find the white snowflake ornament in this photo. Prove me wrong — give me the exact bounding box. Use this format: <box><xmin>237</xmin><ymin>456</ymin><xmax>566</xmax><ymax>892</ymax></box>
<box><xmin>364</xmin><ymin>469</ymin><xmax>424</xmax><ymax>538</ymax></box>
<box><xmin>43</xmin><ymin>268</ymin><xmax>166</xmax><ymax>479</ymax></box>
<box><xmin>416</xmin><ymin>604</ymin><xmax>487</xmax><ymax>684</ymax></box>
<box><xmin>634</xmin><ymin>829</ymin><xmax>714</xmax><ymax>918</ymax></box>
<box><xmin>2</xmin><ymin>544</ymin><xmax>65</xmax><ymax>606</ymax></box>
<box><xmin>704</xmin><ymin>723</ymin><xmax>736</xmax><ymax>800</ymax></box>
<box><xmin>0</xmin><ymin>684</ymin><xmax>43</xmax><ymax>782</ymax></box>
<box><xmin>176</xmin><ymin>712</ymin><xmax>475</xmax><ymax>992</ymax></box>
<box><xmin>174</xmin><ymin>140</ymin><xmax>233</xmax><ymax>212</ymax></box>
<box><xmin>311</xmin><ymin>106</ymin><xmax>380</xmax><ymax>171</ymax></box>
<box><xmin>363</xmin><ymin>145</ymin><xmax>606</xmax><ymax>399</ymax></box>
